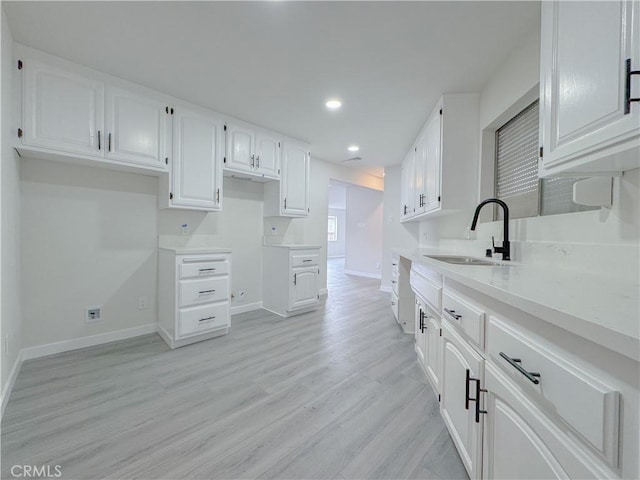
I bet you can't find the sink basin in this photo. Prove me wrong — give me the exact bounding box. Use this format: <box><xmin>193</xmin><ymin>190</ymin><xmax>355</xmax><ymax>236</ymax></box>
<box><xmin>425</xmin><ymin>255</ymin><xmax>503</xmax><ymax>266</ymax></box>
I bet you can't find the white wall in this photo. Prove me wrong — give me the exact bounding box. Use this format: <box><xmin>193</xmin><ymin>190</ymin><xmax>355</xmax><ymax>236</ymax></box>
<box><xmin>20</xmin><ymin>159</ymin><xmax>158</xmax><ymax>348</ymax></box>
<box><xmin>345</xmin><ymin>185</ymin><xmax>384</xmax><ymax>278</ymax></box>
<box><xmin>327</xmin><ymin>207</ymin><xmax>346</xmax><ymax>258</ymax></box>
<box><xmin>158</xmin><ymin>177</ymin><xmax>265</xmax><ymax>309</ymax></box>
<box><xmin>1</xmin><ymin>9</ymin><xmax>22</xmax><ymax>405</ymax></box>
<box><xmin>380</xmin><ymin>165</ymin><xmax>420</xmax><ymax>290</ymax></box>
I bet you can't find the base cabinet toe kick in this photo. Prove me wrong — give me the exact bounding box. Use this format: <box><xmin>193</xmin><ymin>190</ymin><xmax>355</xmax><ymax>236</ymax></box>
<box><xmin>409</xmin><ymin>263</ymin><xmax>638</xmax><ymax>480</ymax></box>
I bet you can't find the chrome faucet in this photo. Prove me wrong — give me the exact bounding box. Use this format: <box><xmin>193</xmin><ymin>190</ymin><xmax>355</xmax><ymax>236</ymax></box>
<box><xmin>470</xmin><ymin>198</ymin><xmax>511</xmax><ymax>261</ymax></box>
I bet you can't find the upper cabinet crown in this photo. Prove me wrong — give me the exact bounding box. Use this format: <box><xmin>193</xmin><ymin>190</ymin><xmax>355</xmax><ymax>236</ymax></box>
<box><xmin>18</xmin><ymin>49</ymin><xmax>170</xmax><ymax>174</ymax></box>
<box><xmin>539</xmin><ymin>0</ymin><xmax>640</xmax><ymax>177</ymax></box>
<box><xmin>401</xmin><ymin>93</ymin><xmax>479</xmax><ymax>222</ymax></box>
<box><xmin>224</xmin><ymin>120</ymin><xmax>280</xmax><ymax>180</ymax></box>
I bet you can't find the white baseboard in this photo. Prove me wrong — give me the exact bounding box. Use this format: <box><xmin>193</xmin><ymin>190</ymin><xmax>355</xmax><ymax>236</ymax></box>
<box><xmin>319</xmin><ymin>288</ymin><xmax>328</xmax><ymax>297</ymax></box>
<box><xmin>231</xmin><ymin>301</ymin><xmax>263</xmax><ymax>316</ymax></box>
<box><xmin>344</xmin><ymin>269</ymin><xmax>382</xmax><ymax>280</ymax></box>
<box><xmin>21</xmin><ymin>323</ymin><xmax>158</xmax><ymax>361</ymax></box>
<box><xmin>1</xmin><ymin>350</ymin><xmax>23</xmax><ymax>417</ymax></box>
<box><xmin>380</xmin><ymin>285</ymin><xmax>392</xmax><ymax>293</ymax></box>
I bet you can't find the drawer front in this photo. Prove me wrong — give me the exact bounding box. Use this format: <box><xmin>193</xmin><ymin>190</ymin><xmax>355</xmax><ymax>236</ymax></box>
<box><xmin>442</xmin><ymin>288</ymin><xmax>486</xmax><ymax>349</ymax></box>
<box><xmin>391</xmin><ymin>290</ymin><xmax>399</xmax><ymax>320</ymax></box>
<box><xmin>290</xmin><ymin>250</ymin><xmax>319</xmax><ymax>267</ymax></box>
<box><xmin>487</xmin><ymin>316</ymin><xmax>620</xmax><ymax>467</ymax></box>
<box><xmin>410</xmin><ymin>269</ymin><xmax>441</xmax><ymax>312</ymax></box>
<box><xmin>179</xmin><ymin>259</ymin><xmax>229</xmax><ymax>279</ymax></box>
<box><xmin>178</xmin><ymin>302</ymin><xmax>229</xmax><ymax>338</ymax></box>
<box><xmin>179</xmin><ymin>277</ymin><xmax>229</xmax><ymax>307</ymax></box>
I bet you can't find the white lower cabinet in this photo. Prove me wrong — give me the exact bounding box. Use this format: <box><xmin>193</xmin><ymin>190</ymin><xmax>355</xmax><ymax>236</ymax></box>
<box><xmin>441</xmin><ymin>319</ymin><xmax>484</xmax><ymax>480</ymax></box>
<box><xmin>262</xmin><ymin>246</ymin><xmax>321</xmax><ymax>317</ymax></box>
<box><xmin>158</xmin><ymin>249</ymin><xmax>231</xmax><ymax>348</ymax></box>
<box><xmin>483</xmin><ymin>362</ymin><xmax>610</xmax><ymax>480</ymax></box>
<box><xmin>405</xmin><ymin>265</ymin><xmax>631</xmax><ymax>480</ymax></box>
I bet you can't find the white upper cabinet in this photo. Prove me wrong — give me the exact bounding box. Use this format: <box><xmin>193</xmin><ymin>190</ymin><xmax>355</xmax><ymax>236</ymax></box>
<box><xmin>265</xmin><ymin>139</ymin><xmax>310</xmax><ymax>217</ymax></box>
<box><xmin>22</xmin><ymin>58</ymin><xmax>104</xmax><ymax>158</ymax></box>
<box><xmin>166</xmin><ymin>106</ymin><xmax>223</xmax><ymax>211</ymax></box>
<box><xmin>539</xmin><ymin>0</ymin><xmax>640</xmax><ymax>176</ymax></box>
<box><xmin>400</xmin><ymin>94</ymin><xmax>478</xmax><ymax>222</ymax></box>
<box><xmin>224</xmin><ymin>120</ymin><xmax>280</xmax><ymax>180</ymax></box>
<box><xmin>105</xmin><ymin>87</ymin><xmax>169</xmax><ymax>169</ymax></box>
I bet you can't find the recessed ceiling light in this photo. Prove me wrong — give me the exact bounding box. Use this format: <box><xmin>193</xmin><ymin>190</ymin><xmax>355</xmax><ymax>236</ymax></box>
<box><xmin>325</xmin><ymin>99</ymin><xmax>342</xmax><ymax>110</ymax></box>
<box><xmin>348</xmin><ymin>145</ymin><xmax>360</xmax><ymax>152</ymax></box>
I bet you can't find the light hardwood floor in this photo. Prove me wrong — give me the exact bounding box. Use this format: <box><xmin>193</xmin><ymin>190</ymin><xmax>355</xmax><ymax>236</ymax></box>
<box><xmin>1</xmin><ymin>258</ymin><xmax>467</xmax><ymax>480</ymax></box>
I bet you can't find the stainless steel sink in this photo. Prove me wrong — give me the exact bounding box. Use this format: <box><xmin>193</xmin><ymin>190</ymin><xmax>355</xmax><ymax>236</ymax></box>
<box><xmin>424</xmin><ymin>255</ymin><xmax>503</xmax><ymax>266</ymax></box>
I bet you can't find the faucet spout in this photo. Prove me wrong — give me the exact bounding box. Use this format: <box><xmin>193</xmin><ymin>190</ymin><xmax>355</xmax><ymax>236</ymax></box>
<box><xmin>470</xmin><ymin>198</ymin><xmax>510</xmax><ymax>261</ymax></box>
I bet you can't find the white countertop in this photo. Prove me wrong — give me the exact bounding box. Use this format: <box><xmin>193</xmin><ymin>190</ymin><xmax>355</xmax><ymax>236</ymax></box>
<box><xmin>395</xmin><ymin>247</ymin><xmax>640</xmax><ymax>362</ymax></box>
<box><xmin>263</xmin><ymin>244</ymin><xmax>322</xmax><ymax>250</ymax></box>
<box><xmin>159</xmin><ymin>246</ymin><xmax>232</xmax><ymax>255</ymax></box>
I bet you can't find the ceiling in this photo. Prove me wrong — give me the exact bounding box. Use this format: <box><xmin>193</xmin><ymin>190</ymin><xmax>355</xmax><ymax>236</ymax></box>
<box><xmin>3</xmin><ymin>1</ymin><xmax>540</xmax><ymax>174</ymax></box>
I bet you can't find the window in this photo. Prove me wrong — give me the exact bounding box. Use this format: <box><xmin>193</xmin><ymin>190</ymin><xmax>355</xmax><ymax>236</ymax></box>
<box><xmin>495</xmin><ymin>100</ymin><xmax>597</xmax><ymax>219</ymax></box>
<box><xmin>327</xmin><ymin>216</ymin><xmax>338</xmax><ymax>242</ymax></box>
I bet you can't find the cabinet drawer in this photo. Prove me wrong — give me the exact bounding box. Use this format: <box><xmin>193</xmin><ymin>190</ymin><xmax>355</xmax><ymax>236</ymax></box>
<box><xmin>179</xmin><ymin>277</ymin><xmax>229</xmax><ymax>307</ymax></box>
<box><xmin>410</xmin><ymin>269</ymin><xmax>441</xmax><ymax>312</ymax></box>
<box><xmin>290</xmin><ymin>250</ymin><xmax>319</xmax><ymax>267</ymax></box>
<box><xmin>178</xmin><ymin>302</ymin><xmax>229</xmax><ymax>338</ymax></box>
<box><xmin>442</xmin><ymin>288</ymin><xmax>485</xmax><ymax>349</ymax></box>
<box><xmin>179</xmin><ymin>258</ymin><xmax>229</xmax><ymax>279</ymax></box>
<box><xmin>487</xmin><ymin>316</ymin><xmax>620</xmax><ymax>467</ymax></box>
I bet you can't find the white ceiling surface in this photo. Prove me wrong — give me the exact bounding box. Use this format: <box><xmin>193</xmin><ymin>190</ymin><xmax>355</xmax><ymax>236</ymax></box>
<box><xmin>4</xmin><ymin>1</ymin><xmax>540</xmax><ymax>172</ymax></box>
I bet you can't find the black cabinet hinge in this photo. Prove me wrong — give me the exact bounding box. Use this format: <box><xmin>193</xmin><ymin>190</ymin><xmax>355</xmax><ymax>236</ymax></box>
<box><xmin>17</xmin><ymin>59</ymin><xmax>23</xmax><ymax>70</ymax></box>
<box><xmin>17</xmin><ymin>128</ymin><xmax>23</xmax><ymax>138</ymax></box>
<box><xmin>169</xmin><ymin>192</ymin><xmax>173</xmax><ymax>200</ymax></box>
<box><xmin>439</xmin><ymin>108</ymin><xmax>442</xmax><ymax>115</ymax></box>
<box><xmin>539</xmin><ymin>146</ymin><xmax>543</xmax><ymax>158</ymax></box>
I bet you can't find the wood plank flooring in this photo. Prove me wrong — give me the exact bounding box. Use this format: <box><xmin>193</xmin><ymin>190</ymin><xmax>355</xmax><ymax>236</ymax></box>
<box><xmin>1</xmin><ymin>258</ymin><xmax>467</xmax><ymax>479</ymax></box>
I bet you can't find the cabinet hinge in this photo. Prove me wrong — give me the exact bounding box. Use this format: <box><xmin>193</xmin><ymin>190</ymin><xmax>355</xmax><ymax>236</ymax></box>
<box><xmin>169</xmin><ymin>192</ymin><xmax>173</xmax><ymax>200</ymax></box>
<box><xmin>439</xmin><ymin>108</ymin><xmax>442</xmax><ymax>115</ymax></box>
<box><xmin>17</xmin><ymin>59</ymin><xmax>23</xmax><ymax>70</ymax></box>
<box><xmin>539</xmin><ymin>146</ymin><xmax>543</xmax><ymax>158</ymax></box>
<box><xmin>17</xmin><ymin>128</ymin><xmax>23</xmax><ymax>138</ymax></box>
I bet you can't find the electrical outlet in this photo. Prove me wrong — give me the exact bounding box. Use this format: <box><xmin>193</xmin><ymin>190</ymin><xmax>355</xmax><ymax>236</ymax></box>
<box><xmin>138</xmin><ymin>296</ymin><xmax>148</xmax><ymax>310</ymax></box>
<box><xmin>181</xmin><ymin>223</ymin><xmax>189</xmax><ymax>235</ymax></box>
<box><xmin>86</xmin><ymin>306</ymin><xmax>102</xmax><ymax>324</ymax></box>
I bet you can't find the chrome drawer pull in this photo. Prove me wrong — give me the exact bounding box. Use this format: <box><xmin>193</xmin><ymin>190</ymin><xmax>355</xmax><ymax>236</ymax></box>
<box><xmin>500</xmin><ymin>352</ymin><xmax>541</xmax><ymax>384</ymax></box>
<box><xmin>198</xmin><ymin>289</ymin><xmax>216</xmax><ymax>295</ymax></box>
<box><xmin>199</xmin><ymin>316</ymin><xmax>216</xmax><ymax>322</ymax></box>
<box><xmin>444</xmin><ymin>308</ymin><xmax>462</xmax><ymax>320</ymax></box>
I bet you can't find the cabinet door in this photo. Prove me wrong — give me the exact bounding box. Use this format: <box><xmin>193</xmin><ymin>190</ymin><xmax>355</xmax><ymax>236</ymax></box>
<box><xmin>22</xmin><ymin>59</ymin><xmax>104</xmax><ymax>157</ymax></box>
<box><xmin>425</xmin><ymin>314</ymin><xmax>441</xmax><ymax>394</ymax></box>
<box><xmin>289</xmin><ymin>266</ymin><xmax>319</xmax><ymax>310</ymax></box>
<box><xmin>483</xmin><ymin>362</ymin><xmax>608</xmax><ymax>480</ymax></box>
<box><xmin>414</xmin><ymin>135</ymin><xmax>428</xmax><ymax>216</ymax></box>
<box><xmin>255</xmin><ymin>131</ymin><xmax>281</xmax><ymax>179</ymax></box>
<box><xmin>281</xmin><ymin>141</ymin><xmax>309</xmax><ymax>216</ymax></box>
<box><xmin>441</xmin><ymin>320</ymin><xmax>483</xmax><ymax>479</ymax></box>
<box><xmin>540</xmin><ymin>0</ymin><xmax>640</xmax><ymax>170</ymax></box>
<box><xmin>225</xmin><ymin>121</ymin><xmax>255</xmax><ymax>174</ymax></box>
<box><xmin>105</xmin><ymin>87</ymin><xmax>169</xmax><ymax>170</ymax></box>
<box><xmin>424</xmin><ymin>107</ymin><xmax>441</xmax><ymax>211</ymax></box>
<box><xmin>400</xmin><ymin>150</ymin><xmax>415</xmax><ymax>220</ymax></box>
<box><xmin>415</xmin><ymin>298</ymin><xmax>428</xmax><ymax>366</ymax></box>
<box><xmin>172</xmin><ymin>107</ymin><xmax>223</xmax><ymax>210</ymax></box>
